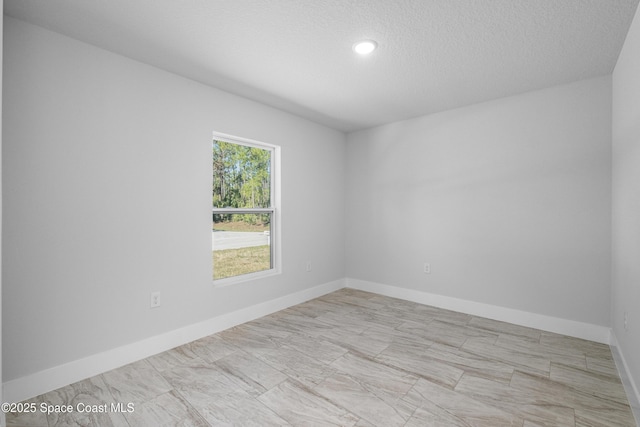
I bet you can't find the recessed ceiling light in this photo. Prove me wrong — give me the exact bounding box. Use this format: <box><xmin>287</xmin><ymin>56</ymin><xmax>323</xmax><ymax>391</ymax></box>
<box><xmin>353</xmin><ymin>40</ymin><xmax>377</xmax><ymax>55</ymax></box>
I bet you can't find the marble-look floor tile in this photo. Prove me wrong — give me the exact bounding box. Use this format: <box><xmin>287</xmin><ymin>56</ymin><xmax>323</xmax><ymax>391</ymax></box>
<box><xmin>418</xmin><ymin>306</ymin><xmax>473</xmax><ymax>327</ymax></box>
<box><xmin>268</xmin><ymin>311</ymin><xmax>337</xmax><ymax>337</ymax></box>
<box><xmin>315</xmin><ymin>311</ymin><xmax>372</xmax><ymax>334</ymax></box>
<box><xmin>253</xmin><ymin>345</ymin><xmax>337</xmax><ymax>388</ymax></box>
<box><xmin>550</xmin><ymin>362</ymin><xmax>631</xmax><ymax>405</ymax></box>
<box><xmin>396</xmin><ymin>319</ymin><xmax>465</xmax><ymax>346</ymax></box>
<box><xmin>523</xmin><ymin>421</ymin><xmax>549</xmax><ymax>427</ymax></box>
<box><xmin>161</xmin><ymin>363</ymin><xmax>254</xmax><ymax>397</ymax></box>
<box><xmin>282</xmin><ymin>332</ymin><xmax>348</xmax><ymax>364</ymax></box>
<box><xmin>9</xmin><ymin>289</ymin><xmax>637</xmax><ymax>427</ymax></box>
<box><xmin>362</xmin><ymin>323</ymin><xmax>441</xmax><ymax>353</ymax></box>
<box><xmin>5</xmin><ymin>395</ymin><xmax>48</xmax><ymax>427</ymax></box>
<box><xmin>454</xmin><ymin>373</ymin><xmax>576</xmax><ymax>426</ymax></box>
<box><xmin>320</xmin><ymin>327</ymin><xmax>391</xmax><ymax>357</ymax></box>
<box><xmin>285</xmin><ymin>298</ymin><xmax>351</xmax><ymax>318</ymax></box>
<box><xmin>539</xmin><ymin>332</ymin><xmax>614</xmax><ymax>359</ymax></box>
<box><xmin>341</xmin><ymin>307</ymin><xmax>407</xmax><ymax>330</ymax></box>
<box><xmin>258</xmin><ymin>379</ymin><xmax>359</xmax><ymax>426</ymax></box>
<box><xmin>184</xmin><ymin>388</ymin><xmax>288</xmax><ymax>426</ymax></box>
<box><xmin>123</xmin><ymin>390</ymin><xmax>208</xmax><ymax>427</ymax></box>
<box><xmin>369</xmin><ymin>292</ymin><xmax>474</xmax><ymax>325</ymax></box>
<box><xmin>376</xmin><ymin>340</ymin><xmax>465</xmax><ymax>388</ymax></box>
<box><xmin>397</xmin><ymin>319</ymin><xmax>492</xmax><ymax>348</ymax></box>
<box><xmin>462</xmin><ymin>336</ymin><xmax>551</xmax><ymax>375</ymax></box>
<box><xmin>162</xmin><ymin>364</ymin><xmax>288</xmax><ymax>426</ymax></box>
<box><xmin>510</xmin><ymin>371</ymin><xmax>636</xmax><ymax>426</ymax></box>
<box><xmin>241</xmin><ymin>317</ymin><xmax>293</xmax><ymax>341</ymax></box>
<box><xmin>182</xmin><ymin>334</ymin><xmax>238</xmax><ymax>364</ymax></box>
<box><xmin>101</xmin><ymin>359</ymin><xmax>172</xmax><ymax>403</ymax></box>
<box><xmin>372</xmin><ymin>303</ymin><xmax>439</xmax><ymax>325</ymax></box>
<box><xmin>330</xmin><ymin>352</ymin><xmax>418</xmax><ymax>398</ymax></box>
<box><xmin>404</xmin><ymin>405</ymin><xmax>471</xmax><ymax>427</ymax></box>
<box><xmin>41</xmin><ymin>375</ymin><xmax>129</xmax><ymax>427</ymax></box>
<box><xmin>318</xmin><ymin>289</ymin><xmax>385</xmax><ymax>311</ymax></box>
<box><xmin>424</xmin><ymin>342</ymin><xmax>515</xmax><ymax>384</ymax></box>
<box><xmin>315</xmin><ymin>373</ymin><xmax>408</xmax><ymax>427</ymax></box>
<box><xmin>403</xmin><ymin>377</ymin><xmax>522</xmax><ymax>426</ymax></box>
<box><xmin>218</xmin><ymin>323</ymin><xmax>285</xmax><ymax>352</ymax></box>
<box><xmin>214</xmin><ymin>349</ymin><xmax>288</xmax><ymax>395</ymax></box>
<box><xmin>468</xmin><ymin>316</ymin><xmax>542</xmax><ymax>340</ymax></box>
<box><xmin>495</xmin><ymin>333</ymin><xmax>587</xmax><ymax>370</ymax></box>
<box><xmin>586</xmin><ymin>355</ymin><xmax>620</xmax><ymax>377</ymax></box>
<box><xmin>574</xmin><ymin>406</ymin><xmax>638</xmax><ymax>427</ymax></box>
<box><xmin>354</xmin><ymin>418</ymin><xmax>377</xmax><ymax>427</ymax></box>
<box><xmin>146</xmin><ymin>344</ymin><xmax>203</xmax><ymax>372</ymax></box>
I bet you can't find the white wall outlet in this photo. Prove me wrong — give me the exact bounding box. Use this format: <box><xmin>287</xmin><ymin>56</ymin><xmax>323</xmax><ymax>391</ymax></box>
<box><xmin>624</xmin><ymin>311</ymin><xmax>629</xmax><ymax>331</ymax></box>
<box><xmin>424</xmin><ymin>263</ymin><xmax>431</xmax><ymax>274</ymax></box>
<box><xmin>150</xmin><ymin>291</ymin><xmax>161</xmax><ymax>308</ymax></box>
<box><xmin>306</xmin><ymin>261</ymin><xmax>312</xmax><ymax>272</ymax></box>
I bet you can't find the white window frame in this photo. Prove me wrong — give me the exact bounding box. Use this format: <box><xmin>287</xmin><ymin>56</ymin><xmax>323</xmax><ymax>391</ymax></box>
<box><xmin>212</xmin><ymin>132</ymin><xmax>281</xmax><ymax>286</ymax></box>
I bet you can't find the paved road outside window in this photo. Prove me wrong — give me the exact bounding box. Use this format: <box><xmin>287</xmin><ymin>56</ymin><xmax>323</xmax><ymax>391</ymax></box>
<box><xmin>212</xmin><ymin>231</ymin><xmax>270</xmax><ymax>251</ymax></box>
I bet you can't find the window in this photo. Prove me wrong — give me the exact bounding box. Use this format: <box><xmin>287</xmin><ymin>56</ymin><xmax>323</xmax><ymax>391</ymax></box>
<box><xmin>212</xmin><ymin>134</ymin><xmax>279</xmax><ymax>283</ymax></box>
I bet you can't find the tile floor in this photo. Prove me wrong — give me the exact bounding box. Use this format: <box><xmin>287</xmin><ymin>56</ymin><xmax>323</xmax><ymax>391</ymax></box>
<box><xmin>7</xmin><ymin>289</ymin><xmax>638</xmax><ymax>426</ymax></box>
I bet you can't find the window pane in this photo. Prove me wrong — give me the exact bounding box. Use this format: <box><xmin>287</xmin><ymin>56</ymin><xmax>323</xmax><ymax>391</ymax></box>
<box><xmin>212</xmin><ymin>140</ymin><xmax>271</xmax><ymax>209</ymax></box>
<box><xmin>212</xmin><ymin>137</ymin><xmax>275</xmax><ymax>282</ymax></box>
<box><xmin>212</xmin><ymin>213</ymin><xmax>272</xmax><ymax>280</ymax></box>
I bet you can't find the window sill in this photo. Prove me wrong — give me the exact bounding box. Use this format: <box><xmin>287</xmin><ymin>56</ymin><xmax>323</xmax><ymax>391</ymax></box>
<box><xmin>213</xmin><ymin>268</ymin><xmax>281</xmax><ymax>288</ymax></box>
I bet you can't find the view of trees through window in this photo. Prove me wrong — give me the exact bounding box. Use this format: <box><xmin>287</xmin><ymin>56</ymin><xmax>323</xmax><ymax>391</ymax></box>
<box><xmin>212</xmin><ymin>139</ymin><xmax>274</xmax><ymax>280</ymax></box>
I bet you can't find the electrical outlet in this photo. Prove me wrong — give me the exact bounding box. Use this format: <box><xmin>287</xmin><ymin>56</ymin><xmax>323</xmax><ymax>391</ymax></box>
<box><xmin>150</xmin><ymin>291</ymin><xmax>161</xmax><ymax>308</ymax></box>
<box><xmin>306</xmin><ymin>261</ymin><xmax>312</xmax><ymax>272</ymax></box>
<box><xmin>624</xmin><ymin>312</ymin><xmax>629</xmax><ymax>331</ymax></box>
<box><xmin>424</xmin><ymin>263</ymin><xmax>431</xmax><ymax>274</ymax></box>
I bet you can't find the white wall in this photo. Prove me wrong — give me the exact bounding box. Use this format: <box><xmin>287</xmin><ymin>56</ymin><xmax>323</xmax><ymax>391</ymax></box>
<box><xmin>1</xmin><ymin>1</ymin><xmax>4</xmax><ymax>425</ymax></box>
<box><xmin>2</xmin><ymin>16</ymin><xmax>345</xmax><ymax>384</ymax></box>
<box><xmin>612</xmin><ymin>0</ymin><xmax>640</xmax><ymax>403</ymax></box>
<box><xmin>346</xmin><ymin>76</ymin><xmax>612</xmax><ymax>327</ymax></box>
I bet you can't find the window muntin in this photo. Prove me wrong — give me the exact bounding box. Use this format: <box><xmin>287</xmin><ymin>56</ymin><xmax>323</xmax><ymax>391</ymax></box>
<box><xmin>212</xmin><ymin>136</ymin><xmax>276</xmax><ymax>282</ymax></box>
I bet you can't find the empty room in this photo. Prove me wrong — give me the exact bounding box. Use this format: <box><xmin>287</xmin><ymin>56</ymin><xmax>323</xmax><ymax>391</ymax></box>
<box><xmin>2</xmin><ymin>0</ymin><xmax>640</xmax><ymax>426</ymax></box>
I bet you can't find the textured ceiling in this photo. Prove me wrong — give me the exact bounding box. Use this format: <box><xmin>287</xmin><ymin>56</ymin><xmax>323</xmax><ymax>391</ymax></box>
<box><xmin>4</xmin><ymin>0</ymin><xmax>639</xmax><ymax>132</ymax></box>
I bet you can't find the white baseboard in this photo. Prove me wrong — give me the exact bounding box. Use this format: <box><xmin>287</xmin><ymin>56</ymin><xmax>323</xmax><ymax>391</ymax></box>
<box><xmin>610</xmin><ymin>332</ymin><xmax>640</xmax><ymax>425</ymax></box>
<box><xmin>346</xmin><ymin>278</ymin><xmax>612</xmax><ymax>344</ymax></box>
<box><xmin>3</xmin><ymin>279</ymin><xmax>345</xmax><ymax>404</ymax></box>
